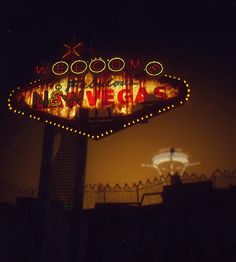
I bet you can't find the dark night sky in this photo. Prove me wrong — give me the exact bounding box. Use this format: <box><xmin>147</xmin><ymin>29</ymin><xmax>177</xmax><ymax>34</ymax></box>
<box><xmin>0</xmin><ymin>1</ymin><xmax>236</xmax><ymax>197</ymax></box>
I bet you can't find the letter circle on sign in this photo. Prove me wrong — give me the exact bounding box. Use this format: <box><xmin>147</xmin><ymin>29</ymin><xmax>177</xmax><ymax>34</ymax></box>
<box><xmin>145</xmin><ymin>61</ymin><xmax>163</xmax><ymax>76</ymax></box>
<box><xmin>108</xmin><ymin>57</ymin><xmax>125</xmax><ymax>72</ymax></box>
<box><xmin>89</xmin><ymin>58</ymin><xmax>106</xmax><ymax>73</ymax></box>
<box><xmin>71</xmin><ymin>60</ymin><xmax>88</xmax><ymax>75</ymax></box>
<box><xmin>52</xmin><ymin>61</ymin><xmax>69</xmax><ymax>76</ymax></box>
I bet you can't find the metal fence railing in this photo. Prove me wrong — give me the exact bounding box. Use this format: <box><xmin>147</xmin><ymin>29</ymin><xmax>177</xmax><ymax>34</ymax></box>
<box><xmin>1</xmin><ymin>169</ymin><xmax>236</xmax><ymax>208</ymax></box>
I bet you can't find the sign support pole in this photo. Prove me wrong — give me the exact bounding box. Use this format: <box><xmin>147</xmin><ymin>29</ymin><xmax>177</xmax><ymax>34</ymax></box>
<box><xmin>70</xmin><ymin>108</ymin><xmax>89</xmax><ymax>262</ymax></box>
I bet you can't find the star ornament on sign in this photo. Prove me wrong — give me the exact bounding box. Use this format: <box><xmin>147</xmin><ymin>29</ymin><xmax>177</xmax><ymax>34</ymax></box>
<box><xmin>63</xmin><ymin>42</ymin><xmax>84</xmax><ymax>58</ymax></box>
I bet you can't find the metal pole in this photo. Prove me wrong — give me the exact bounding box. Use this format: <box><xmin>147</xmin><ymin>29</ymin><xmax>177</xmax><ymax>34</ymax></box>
<box><xmin>35</xmin><ymin>126</ymin><xmax>55</xmax><ymax>262</ymax></box>
<box><xmin>70</xmin><ymin>109</ymin><xmax>88</xmax><ymax>262</ymax></box>
<box><xmin>170</xmin><ymin>147</ymin><xmax>175</xmax><ymax>176</ymax></box>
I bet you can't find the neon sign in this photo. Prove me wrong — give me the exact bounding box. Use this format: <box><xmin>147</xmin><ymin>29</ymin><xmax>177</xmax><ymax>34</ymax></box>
<box><xmin>35</xmin><ymin>58</ymin><xmax>163</xmax><ymax>77</ymax></box>
<box><xmin>8</xmin><ymin>43</ymin><xmax>190</xmax><ymax>140</ymax></box>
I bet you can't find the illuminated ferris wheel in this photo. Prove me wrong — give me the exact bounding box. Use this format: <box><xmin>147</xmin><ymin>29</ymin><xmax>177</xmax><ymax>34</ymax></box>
<box><xmin>142</xmin><ymin>147</ymin><xmax>200</xmax><ymax>177</ymax></box>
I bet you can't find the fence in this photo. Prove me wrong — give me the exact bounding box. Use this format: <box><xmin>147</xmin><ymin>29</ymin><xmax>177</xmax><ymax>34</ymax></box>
<box><xmin>1</xmin><ymin>169</ymin><xmax>236</xmax><ymax>208</ymax></box>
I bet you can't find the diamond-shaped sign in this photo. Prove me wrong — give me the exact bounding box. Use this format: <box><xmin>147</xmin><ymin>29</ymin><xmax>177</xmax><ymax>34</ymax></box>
<box><xmin>8</xmin><ymin>52</ymin><xmax>190</xmax><ymax>140</ymax></box>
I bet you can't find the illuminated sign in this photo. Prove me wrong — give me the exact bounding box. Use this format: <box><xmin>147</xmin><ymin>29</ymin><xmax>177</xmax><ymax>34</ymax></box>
<box><xmin>8</xmin><ymin>43</ymin><xmax>190</xmax><ymax>139</ymax></box>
